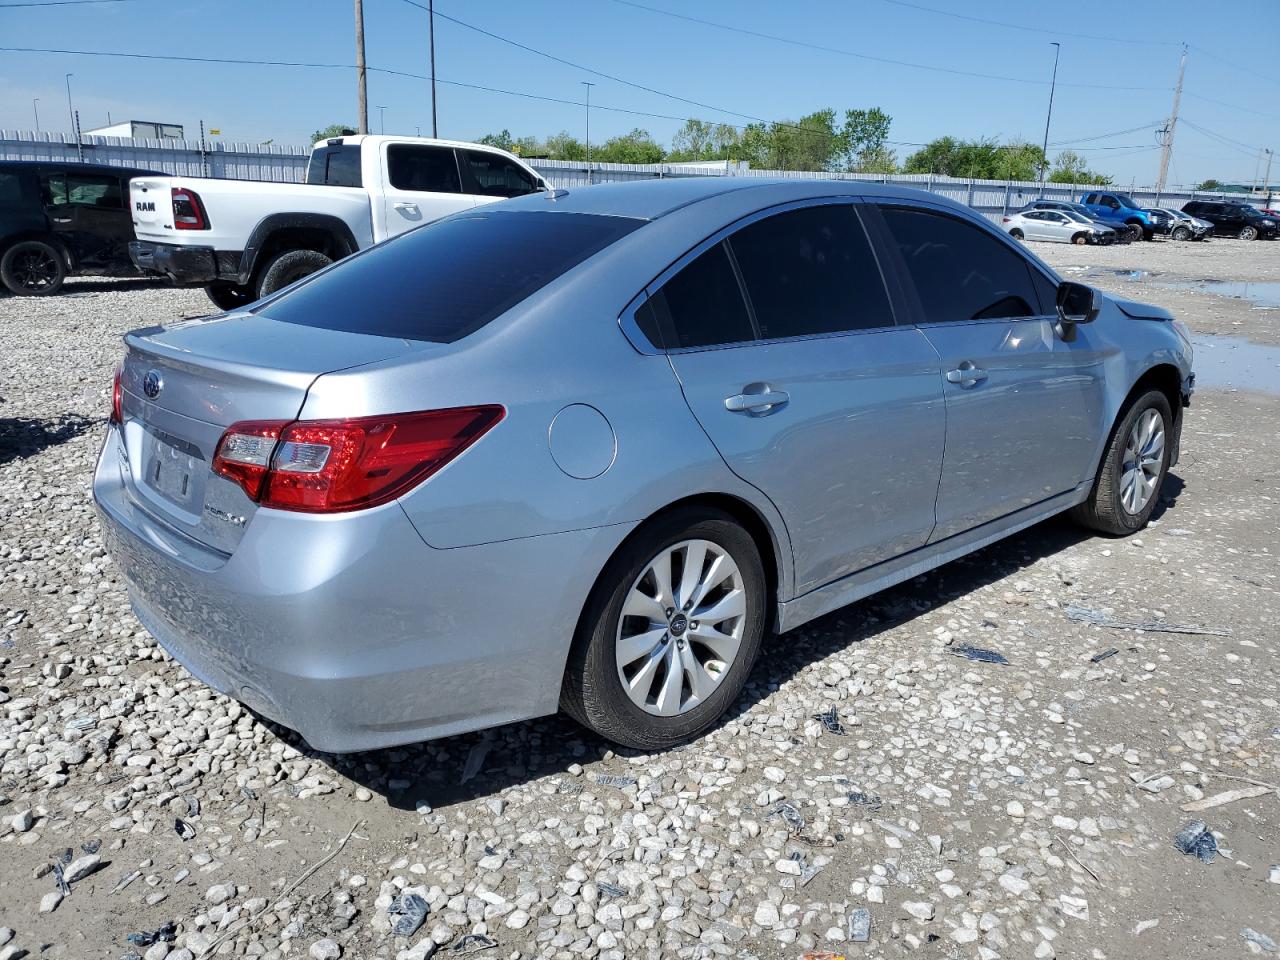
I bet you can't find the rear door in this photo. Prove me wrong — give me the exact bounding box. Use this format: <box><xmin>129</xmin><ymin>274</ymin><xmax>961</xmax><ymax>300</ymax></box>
<box><xmin>380</xmin><ymin>142</ymin><xmax>474</xmax><ymax>238</ymax></box>
<box><xmin>42</xmin><ymin>169</ymin><xmax>133</xmax><ymax>267</ymax></box>
<box><xmin>651</xmin><ymin>200</ymin><xmax>946</xmax><ymax>592</ymax></box>
<box><xmin>872</xmin><ymin>202</ymin><xmax>1108</xmax><ymax>541</ymax></box>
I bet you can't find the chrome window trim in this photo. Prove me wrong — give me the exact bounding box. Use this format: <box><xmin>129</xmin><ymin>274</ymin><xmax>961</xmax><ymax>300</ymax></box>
<box><xmin>617</xmin><ymin>196</ymin><xmax>901</xmax><ymax>356</ymax></box>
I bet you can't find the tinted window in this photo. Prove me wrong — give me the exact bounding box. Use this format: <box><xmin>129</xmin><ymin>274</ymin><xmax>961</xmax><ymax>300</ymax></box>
<box><xmin>387</xmin><ymin>145</ymin><xmax>460</xmax><ymax>193</ymax></box>
<box><xmin>260</xmin><ymin>211</ymin><xmax>639</xmax><ymax>343</ymax></box>
<box><xmin>648</xmin><ymin>243</ymin><xmax>754</xmax><ymax>349</ymax></box>
<box><xmin>1030</xmin><ymin>269</ymin><xmax>1058</xmax><ymax>316</ymax></box>
<box><xmin>0</xmin><ymin>171</ymin><xmax>24</xmax><ymax>210</ymax></box>
<box><xmin>462</xmin><ymin>150</ymin><xmax>539</xmax><ymax>198</ymax></box>
<box><xmin>728</xmin><ymin>205</ymin><xmax>893</xmax><ymax>338</ymax></box>
<box><xmin>67</xmin><ymin>174</ymin><xmax>123</xmax><ymax>208</ymax></box>
<box><xmin>881</xmin><ymin>206</ymin><xmax>1039</xmax><ymax>322</ymax></box>
<box><xmin>1085</xmin><ymin>193</ymin><xmax>1099</xmax><ymax>204</ymax></box>
<box><xmin>307</xmin><ymin>145</ymin><xmax>363</xmax><ymax>187</ymax></box>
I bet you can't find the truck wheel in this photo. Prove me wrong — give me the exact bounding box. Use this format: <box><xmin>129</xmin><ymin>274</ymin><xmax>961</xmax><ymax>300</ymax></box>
<box><xmin>256</xmin><ymin>250</ymin><xmax>333</xmax><ymax>298</ymax></box>
<box><xmin>1126</xmin><ymin>223</ymin><xmax>1144</xmax><ymax>241</ymax></box>
<box><xmin>206</xmin><ymin>281</ymin><xmax>257</xmax><ymax>312</ymax></box>
<box><xmin>1</xmin><ymin>240</ymin><xmax>66</xmax><ymax>296</ymax></box>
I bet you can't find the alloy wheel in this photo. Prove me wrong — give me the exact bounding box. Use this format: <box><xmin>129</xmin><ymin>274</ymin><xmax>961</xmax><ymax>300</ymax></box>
<box><xmin>1240</xmin><ymin>226</ymin><xmax>1258</xmax><ymax>241</ymax></box>
<box><xmin>14</xmin><ymin>249</ymin><xmax>59</xmax><ymax>292</ymax></box>
<box><xmin>615</xmin><ymin>539</ymin><xmax>747</xmax><ymax>717</ymax></box>
<box><xmin>1120</xmin><ymin>408</ymin><xmax>1165</xmax><ymax>515</ymax></box>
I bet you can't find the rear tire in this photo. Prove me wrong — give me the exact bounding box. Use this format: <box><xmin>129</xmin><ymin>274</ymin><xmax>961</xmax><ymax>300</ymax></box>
<box><xmin>255</xmin><ymin>249</ymin><xmax>333</xmax><ymax>298</ymax></box>
<box><xmin>206</xmin><ymin>281</ymin><xmax>257</xmax><ymax>312</ymax></box>
<box><xmin>1071</xmin><ymin>390</ymin><xmax>1173</xmax><ymax>536</ymax></box>
<box><xmin>1</xmin><ymin>240</ymin><xmax>66</xmax><ymax>296</ymax></box>
<box><xmin>562</xmin><ymin>507</ymin><xmax>767</xmax><ymax>750</ymax></box>
<box><xmin>1239</xmin><ymin>225</ymin><xmax>1258</xmax><ymax>241</ymax></box>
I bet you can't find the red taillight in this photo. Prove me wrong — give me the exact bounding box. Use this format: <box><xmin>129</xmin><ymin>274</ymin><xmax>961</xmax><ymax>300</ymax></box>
<box><xmin>1001</xmin><ymin>216</ymin><xmax>1011</xmax><ymax>223</ymax></box>
<box><xmin>171</xmin><ymin>187</ymin><xmax>209</xmax><ymax>230</ymax></box>
<box><xmin>212</xmin><ymin>406</ymin><xmax>504</xmax><ymax>513</ymax></box>
<box><xmin>110</xmin><ymin>364</ymin><xmax>123</xmax><ymax>424</ymax></box>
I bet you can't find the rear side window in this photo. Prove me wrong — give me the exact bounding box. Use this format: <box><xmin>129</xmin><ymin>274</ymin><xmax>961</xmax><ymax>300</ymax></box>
<box><xmin>727</xmin><ymin>205</ymin><xmax>893</xmax><ymax>338</ymax></box>
<box><xmin>307</xmin><ymin>145</ymin><xmax>363</xmax><ymax>187</ymax></box>
<box><xmin>645</xmin><ymin>243</ymin><xmax>755</xmax><ymax>349</ymax></box>
<box><xmin>67</xmin><ymin>174</ymin><xmax>123</xmax><ymax>208</ymax></box>
<box><xmin>881</xmin><ymin>206</ymin><xmax>1040</xmax><ymax>322</ymax></box>
<box><xmin>387</xmin><ymin>144</ymin><xmax>461</xmax><ymax>193</ymax></box>
<box><xmin>259</xmin><ymin>211</ymin><xmax>640</xmax><ymax>343</ymax></box>
<box><xmin>0</xmin><ymin>171</ymin><xmax>24</xmax><ymax>210</ymax></box>
<box><xmin>462</xmin><ymin>150</ymin><xmax>539</xmax><ymax>198</ymax></box>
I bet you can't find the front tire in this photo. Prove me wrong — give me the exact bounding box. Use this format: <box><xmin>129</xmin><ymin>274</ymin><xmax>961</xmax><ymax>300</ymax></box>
<box><xmin>255</xmin><ymin>249</ymin><xmax>333</xmax><ymax>298</ymax></box>
<box><xmin>1071</xmin><ymin>232</ymin><xmax>1088</xmax><ymax>245</ymax></box>
<box><xmin>562</xmin><ymin>508</ymin><xmax>767</xmax><ymax>750</ymax></box>
<box><xmin>206</xmin><ymin>281</ymin><xmax>257</xmax><ymax>312</ymax></box>
<box><xmin>1171</xmin><ymin>225</ymin><xmax>1191</xmax><ymax>241</ymax></box>
<box><xmin>1009</xmin><ymin>228</ymin><xmax>1024</xmax><ymax>240</ymax></box>
<box><xmin>1071</xmin><ymin>390</ymin><xmax>1172</xmax><ymax>536</ymax></box>
<box><xmin>1127</xmin><ymin>223</ymin><xmax>1145</xmax><ymax>241</ymax></box>
<box><xmin>1</xmin><ymin>240</ymin><xmax>66</xmax><ymax>296</ymax></box>
<box><xmin>1239</xmin><ymin>225</ymin><xmax>1258</xmax><ymax>241</ymax></box>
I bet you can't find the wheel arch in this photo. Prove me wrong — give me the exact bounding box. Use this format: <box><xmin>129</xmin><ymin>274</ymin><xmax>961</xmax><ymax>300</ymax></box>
<box><xmin>0</xmin><ymin>230</ymin><xmax>75</xmax><ymax>270</ymax></box>
<box><xmin>1093</xmin><ymin>363</ymin><xmax>1184</xmax><ymax>479</ymax></box>
<box><xmin>237</xmin><ymin>213</ymin><xmax>359</xmax><ymax>284</ymax></box>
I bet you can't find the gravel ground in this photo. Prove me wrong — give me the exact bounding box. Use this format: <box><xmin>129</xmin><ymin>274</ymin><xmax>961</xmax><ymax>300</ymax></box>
<box><xmin>1</xmin><ymin>258</ymin><xmax>1278</xmax><ymax>960</ymax></box>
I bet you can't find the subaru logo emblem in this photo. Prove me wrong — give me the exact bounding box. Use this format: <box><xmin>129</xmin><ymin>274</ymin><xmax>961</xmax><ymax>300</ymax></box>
<box><xmin>142</xmin><ymin>370</ymin><xmax>163</xmax><ymax>400</ymax></box>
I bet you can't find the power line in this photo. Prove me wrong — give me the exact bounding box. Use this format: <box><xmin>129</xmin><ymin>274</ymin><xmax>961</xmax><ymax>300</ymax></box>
<box><xmin>1050</xmin><ymin>122</ymin><xmax>1162</xmax><ymax>146</ymax></box>
<box><xmin>0</xmin><ymin>0</ymin><xmax>136</xmax><ymax>6</ymax></box>
<box><xmin>1187</xmin><ymin>44</ymin><xmax>1280</xmax><ymax>88</ymax></box>
<box><xmin>874</xmin><ymin>0</ymin><xmax>1178</xmax><ymax>46</ymax></box>
<box><xmin>1182</xmin><ymin>91</ymin><xmax>1277</xmax><ymax>120</ymax></box>
<box><xmin>1180</xmin><ymin>118</ymin><xmax>1264</xmax><ymax>159</ymax></box>
<box><xmin>606</xmin><ymin>0</ymin><xmax>1170</xmax><ymax>91</ymax></box>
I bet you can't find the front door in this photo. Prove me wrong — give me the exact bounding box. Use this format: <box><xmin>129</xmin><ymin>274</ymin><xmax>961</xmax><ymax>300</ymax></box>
<box><xmin>874</xmin><ymin>203</ymin><xmax>1108</xmax><ymax>541</ymax></box>
<box><xmin>380</xmin><ymin>143</ymin><xmax>475</xmax><ymax>238</ymax></box>
<box><xmin>647</xmin><ymin>202</ymin><xmax>946</xmax><ymax>592</ymax></box>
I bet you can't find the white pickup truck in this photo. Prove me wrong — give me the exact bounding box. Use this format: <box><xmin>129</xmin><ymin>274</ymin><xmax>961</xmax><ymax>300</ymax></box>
<box><xmin>128</xmin><ymin>135</ymin><xmax>549</xmax><ymax>310</ymax></box>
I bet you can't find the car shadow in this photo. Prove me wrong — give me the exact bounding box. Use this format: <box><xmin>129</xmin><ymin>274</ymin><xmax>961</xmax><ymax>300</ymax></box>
<box><xmin>0</xmin><ymin>277</ymin><xmax>165</xmax><ymax>299</ymax></box>
<box><xmin>0</xmin><ymin>413</ymin><xmax>100</xmax><ymax>467</ymax></box>
<box><xmin>265</xmin><ymin>478</ymin><xmax>1184</xmax><ymax>812</ymax></box>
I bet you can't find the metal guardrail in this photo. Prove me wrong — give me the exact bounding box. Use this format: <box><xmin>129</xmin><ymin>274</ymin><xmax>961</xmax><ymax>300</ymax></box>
<box><xmin>2</xmin><ymin>129</ymin><xmax>1266</xmax><ymax>223</ymax></box>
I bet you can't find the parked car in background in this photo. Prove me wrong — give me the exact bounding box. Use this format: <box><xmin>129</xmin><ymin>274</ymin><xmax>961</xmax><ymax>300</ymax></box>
<box><xmin>1079</xmin><ymin>191</ymin><xmax>1158</xmax><ymax>240</ymax></box>
<box><xmin>1160</xmin><ymin>208</ymin><xmax>1213</xmax><ymax>241</ymax></box>
<box><xmin>1141</xmin><ymin>208</ymin><xmax>1175</xmax><ymax>238</ymax></box>
<box><xmin>1182</xmin><ymin>199</ymin><xmax>1279</xmax><ymax>240</ymax></box>
<box><xmin>1003</xmin><ymin>209</ymin><xmax>1117</xmax><ymax>244</ymax></box>
<box><xmin>0</xmin><ymin>160</ymin><xmax>156</xmax><ymax>295</ymax></box>
<box><xmin>127</xmin><ymin>135</ymin><xmax>549</xmax><ymax>310</ymax></box>
<box><xmin>96</xmin><ymin>178</ymin><xmax>1194</xmax><ymax>753</ymax></box>
<box><xmin>1018</xmin><ymin>199</ymin><xmax>1131</xmax><ymax>242</ymax></box>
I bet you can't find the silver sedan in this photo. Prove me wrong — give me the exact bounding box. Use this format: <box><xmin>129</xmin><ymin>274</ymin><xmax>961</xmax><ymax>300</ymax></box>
<box><xmin>1003</xmin><ymin>209</ymin><xmax>1115</xmax><ymax>244</ymax></box>
<box><xmin>95</xmin><ymin>178</ymin><xmax>1194</xmax><ymax>752</ymax></box>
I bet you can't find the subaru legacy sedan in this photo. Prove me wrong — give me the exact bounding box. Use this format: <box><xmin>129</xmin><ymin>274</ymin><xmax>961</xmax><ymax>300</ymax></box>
<box><xmin>94</xmin><ymin>179</ymin><xmax>1194</xmax><ymax>752</ymax></box>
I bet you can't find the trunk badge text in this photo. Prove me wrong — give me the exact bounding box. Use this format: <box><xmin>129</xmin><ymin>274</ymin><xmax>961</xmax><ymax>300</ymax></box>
<box><xmin>204</xmin><ymin>504</ymin><xmax>246</xmax><ymax>527</ymax></box>
<box><xmin>142</xmin><ymin>370</ymin><xmax>163</xmax><ymax>400</ymax></box>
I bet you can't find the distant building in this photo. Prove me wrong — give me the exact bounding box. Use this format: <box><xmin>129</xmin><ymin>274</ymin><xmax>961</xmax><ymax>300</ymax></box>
<box><xmin>84</xmin><ymin>120</ymin><xmax>185</xmax><ymax>141</ymax></box>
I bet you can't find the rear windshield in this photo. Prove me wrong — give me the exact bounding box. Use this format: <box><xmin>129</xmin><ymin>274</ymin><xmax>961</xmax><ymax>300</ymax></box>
<box><xmin>258</xmin><ymin>211</ymin><xmax>641</xmax><ymax>343</ymax></box>
<box><xmin>306</xmin><ymin>145</ymin><xmax>362</xmax><ymax>187</ymax></box>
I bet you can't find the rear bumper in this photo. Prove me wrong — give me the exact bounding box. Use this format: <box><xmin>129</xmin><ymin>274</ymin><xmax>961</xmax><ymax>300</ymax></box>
<box><xmin>93</xmin><ymin>425</ymin><xmax>629</xmax><ymax>752</ymax></box>
<box><xmin>129</xmin><ymin>241</ymin><xmax>242</xmax><ymax>286</ymax></box>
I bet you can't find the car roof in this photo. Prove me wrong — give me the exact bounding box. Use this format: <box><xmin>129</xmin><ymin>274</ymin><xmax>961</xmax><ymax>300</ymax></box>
<box><xmin>0</xmin><ymin>160</ymin><xmax>160</xmax><ymax>176</ymax></box>
<box><xmin>497</xmin><ymin>177</ymin><xmax>973</xmax><ymax>222</ymax></box>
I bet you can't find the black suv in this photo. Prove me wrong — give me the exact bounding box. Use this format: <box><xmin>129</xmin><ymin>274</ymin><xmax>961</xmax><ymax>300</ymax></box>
<box><xmin>0</xmin><ymin>160</ymin><xmax>158</xmax><ymax>295</ymax></box>
<box><xmin>1181</xmin><ymin>199</ymin><xmax>1279</xmax><ymax>240</ymax></box>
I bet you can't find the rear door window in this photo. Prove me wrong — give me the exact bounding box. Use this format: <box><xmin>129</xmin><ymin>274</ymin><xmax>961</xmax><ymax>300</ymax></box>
<box><xmin>643</xmin><ymin>242</ymin><xmax>755</xmax><ymax>349</ymax></box>
<box><xmin>258</xmin><ymin>211</ymin><xmax>640</xmax><ymax>343</ymax></box>
<box><xmin>461</xmin><ymin>150</ymin><xmax>540</xmax><ymax>198</ymax></box>
<box><xmin>880</xmin><ymin>206</ymin><xmax>1041</xmax><ymax>322</ymax></box>
<box><xmin>387</xmin><ymin>144</ymin><xmax>461</xmax><ymax>193</ymax></box>
<box><xmin>65</xmin><ymin>174</ymin><xmax>124</xmax><ymax>208</ymax></box>
<box><xmin>0</xmin><ymin>171</ymin><xmax>25</xmax><ymax>211</ymax></box>
<box><xmin>727</xmin><ymin>204</ymin><xmax>894</xmax><ymax>338</ymax></box>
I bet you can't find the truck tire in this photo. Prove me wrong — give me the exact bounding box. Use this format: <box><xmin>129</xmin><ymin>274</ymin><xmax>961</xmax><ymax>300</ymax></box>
<box><xmin>1</xmin><ymin>240</ymin><xmax>66</xmax><ymax>296</ymax></box>
<box><xmin>206</xmin><ymin>281</ymin><xmax>257</xmax><ymax>312</ymax></box>
<box><xmin>256</xmin><ymin>249</ymin><xmax>333</xmax><ymax>298</ymax></box>
<box><xmin>1126</xmin><ymin>223</ymin><xmax>1145</xmax><ymax>241</ymax></box>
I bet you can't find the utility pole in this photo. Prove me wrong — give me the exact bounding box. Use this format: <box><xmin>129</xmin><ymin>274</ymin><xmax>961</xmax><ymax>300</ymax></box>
<box><xmin>32</xmin><ymin>98</ymin><xmax>40</xmax><ymax>133</ymax></box>
<box><xmin>1264</xmin><ymin>148</ymin><xmax>1275</xmax><ymax>209</ymax></box>
<box><xmin>354</xmin><ymin>0</ymin><xmax>369</xmax><ymax>134</ymax></box>
<box><xmin>1039</xmin><ymin>42</ymin><xmax>1060</xmax><ymax>190</ymax></box>
<box><xmin>64</xmin><ymin>73</ymin><xmax>74</xmax><ymax>133</ymax></box>
<box><xmin>428</xmin><ymin>0</ymin><xmax>438</xmax><ymax>138</ymax></box>
<box><xmin>1156</xmin><ymin>45</ymin><xmax>1186</xmax><ymax>194</ymax></box>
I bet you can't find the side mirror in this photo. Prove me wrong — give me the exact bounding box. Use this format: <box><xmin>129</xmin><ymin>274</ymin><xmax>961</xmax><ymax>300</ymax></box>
<box><xmin>1056</xmin><ymin>282</ymin><xmax>1102</xmax><ymax>340</ymax></box>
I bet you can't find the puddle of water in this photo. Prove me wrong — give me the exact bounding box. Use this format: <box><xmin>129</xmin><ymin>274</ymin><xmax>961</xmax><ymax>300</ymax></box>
<box><xmin>1190</xmin><ymin>335</ymin><xmax>1280</xmax><ymax>394</ymax></box>
<box><xmin>1156</xmin><ymin>279</ymin><xmax>1280</xmax><ymax>309</ymax></box>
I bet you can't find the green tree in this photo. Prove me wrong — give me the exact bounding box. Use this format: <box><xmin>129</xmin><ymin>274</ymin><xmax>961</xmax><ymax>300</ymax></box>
<box><xmin>478</xmin><ymin>129</ymin><xmax>516</xmax><ymax>151</ymax></box>
<box><xmin>1196</xmin><ymin>178</ymin><xmax>1222</xmax><ymax>191</ymax></box>
<box><xmin>311</xmin><ymin>123</ymin><xmax>356</xmax><ymax>143</ymax></box>
<box><xmin>1047</xmin><ymin>150</ymin><xmax>1112</xmax><ymax>185</ymax></box>
<box><xmin>593</xmin><ymin>128</ymin><xmax>665</xmax><ymax>164</ymax></box>
<box><xmin>834</xmin><ymin>107</ymin><xmax>894</xmax><ymax>172</ymax></box>
<box><xmin>731</xmin><ymin>110</ymin><xmax>841</xmax><ymax>171</ymax></box>
<box><xmin>544</xmin><ymin>130</ymin><xmax>586</xmax><ymax>161</ymax></box>
<box><xmin>667</xmin><ymin>119</ymin><xmax>741</xmax><ymax>161</ymax></box>
<box><xmin>904</xmin><ymin>137</ymin><xmax>1044</xmax><ymax>180</ymax></box>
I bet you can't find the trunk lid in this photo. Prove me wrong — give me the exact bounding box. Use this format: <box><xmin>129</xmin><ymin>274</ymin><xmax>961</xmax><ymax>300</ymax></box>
<box><xmin>118</xmin><ymin>314</ymin><xmax>429</xmax><ymax>553</ymax></box>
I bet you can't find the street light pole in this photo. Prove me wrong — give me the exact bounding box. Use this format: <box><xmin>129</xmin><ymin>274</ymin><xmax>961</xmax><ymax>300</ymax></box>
<box><xmin>378</xmin><ymin>105</ymin><xmax>387</xmax><ymax>135</ymax></box>
<box><xmin>582</xmin><ymin>81</ymin><xmax>594</xmax><ymax>176</ymax></box>
<box><xmin>33</xmin><ymin>98</ymin><xmax>40</xmax><ymax>133</ymax></box>
<box><xmin>428</xmin><ymin>0</ymin><xmax>438</xmax><ymax>138</ymax></box>
<box><xmin>1039</xmin><ymin>42</ymin><xmax>1060</xmax><ymax>191</ymax></box>
<box><xmin>64</xmin><ymin>73</ymin><xmax>75</xmax><ymax>133</ymax></box>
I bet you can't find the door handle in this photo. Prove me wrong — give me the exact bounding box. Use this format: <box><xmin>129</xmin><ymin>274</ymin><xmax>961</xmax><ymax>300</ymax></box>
<box><xmin>725</xmin><ymin>389</ymin><xmax>789</xmax><ymax>413</ymax></box>
<box><xmin>393</xmin><ymin>201</ymin><xmax>419</xmax><ymax>212</ymax></box>
<box><xmin>945</xmin><ymin>362</ymin><xmax>988</xmax><ymax>386</ymax></box>
<box><xmin>51</xmin><ymin>217</ymin><xmax>73</xmax><ymax>223</ymax></box>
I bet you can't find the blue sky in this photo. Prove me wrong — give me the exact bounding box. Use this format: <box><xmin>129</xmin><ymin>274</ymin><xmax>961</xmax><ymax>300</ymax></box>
<box><xmin>1</xmin><ymin>0</ymin><xmax>1277</xmax><ymax>188</ymax></box>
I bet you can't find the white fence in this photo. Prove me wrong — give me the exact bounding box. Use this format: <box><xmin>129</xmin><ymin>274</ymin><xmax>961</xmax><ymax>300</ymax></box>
<box><xmin>2</xmin><ymin>128</ymin><xmax>1266</xmax><ymax>222</ymax></box>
